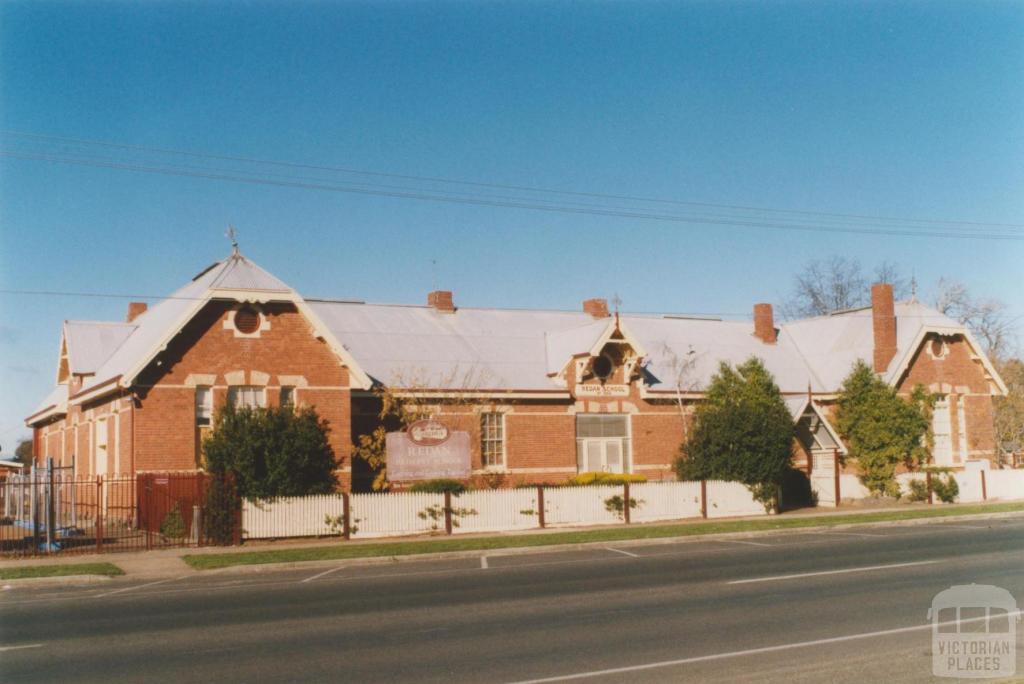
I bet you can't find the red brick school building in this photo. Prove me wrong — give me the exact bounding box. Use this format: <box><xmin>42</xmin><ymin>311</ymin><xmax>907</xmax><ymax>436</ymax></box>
<box><xmin>26</xmin><ymin>251</ymin><xmax>1007</xmax><ymax>491</ymax></box>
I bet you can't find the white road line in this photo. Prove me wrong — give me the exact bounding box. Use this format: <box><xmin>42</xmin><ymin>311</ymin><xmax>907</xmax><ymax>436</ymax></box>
<box><xmin>481</xmin><ymin>556</ymin><xmax>489</xmax><ymax>569</ymax></box>
<box><xmin>727</xmin><ymin>559</ymin><xmax>939</xmax><ymax>585</ymax></box>
<box><xmin>604</xmin><ymin>547</ymin><xmax>639</xmax><ymax>558</ymax></box>
<box><xmin>714</xmin><ymin>538</ymin><xmax>772</xmax><ymax>547</ymax></box>
<box><xmin>300</xmin><ymin>565</ymin><xmax>346</xmax><ymax>583</ymax></box>
<box><xmin>505</xmin><ymin>610</ymin><xmax>1024</xmax><ymax>684</ymax></box>
<box><xmin>94</xmin><ymin>576</ymin><xmax>188</xmax><ymax>597</ymax></box>
<box><xmin>0</xmin><ymin>644</ymin><xmax>44</xmax><ymax>653</ymax></box>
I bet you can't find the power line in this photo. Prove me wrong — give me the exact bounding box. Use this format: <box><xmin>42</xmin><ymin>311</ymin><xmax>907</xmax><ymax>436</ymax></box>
<box><xmin>4</xmin><ymin>128</ymin><xmax>1023</xmax><ymax>232</ymax></box>
<box><xmin>4</xmin><ymin>149</ymin><xmax>1023</xmax><ymax>241</ymax></box>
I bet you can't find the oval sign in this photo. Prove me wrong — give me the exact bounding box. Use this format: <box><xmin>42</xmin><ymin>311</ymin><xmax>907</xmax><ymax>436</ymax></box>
<box><xmin>407</xmin><ymin>419</ymin><xmax>451</xmax><ymax>446</ymax></box>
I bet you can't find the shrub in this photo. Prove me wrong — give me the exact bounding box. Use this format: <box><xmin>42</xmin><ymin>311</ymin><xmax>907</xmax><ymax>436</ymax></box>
<box><xmin>906</xmin><ymin>478</ymin><xmax>929</xmax><ymax>502</ymax></box>
<box><xmin>203</xmin><ymin>404</ymin><xmax>338</xmax><ymax>501</ymax></box>
<box><xmin>931</xmin><ymin>474</ymin><xmax>959</xmax><ymax>503</ymax></box>
<box><xmin>159</xmin><ymin>503</ymin><xmax>187</xmax><ymax>540</ymax></box>
<box><xmin>779</xmin><ymin>468</ymin><xmax>816</xmax><ymax>509</ymax></box>
<box><xmin>567</xmin><ymin>472</ymin><xmax>647</xmax><ymax>487</ymax></box>
<box><xmin>409</xmin><ymin>479</ymin><xmax>468</xmax><ymax>495</ymax></box>
<box><xmin>675</xmin><ymin>357</ymin><xmax>794</xmax><ymax>510</ymax></box>
<box><xmin>603</xmin><ymin>494</ymin><xmax>643</xmax><ymax>520</ymax></box>
<box><xmin>202</xmin><ymin>472</ymin><xmax>240</xmax><ymax>546</ymax></box>
<box><xmin>835</xmin><ymin>361</ymin><xmax>931</xmax><ymax>497</ymax></box>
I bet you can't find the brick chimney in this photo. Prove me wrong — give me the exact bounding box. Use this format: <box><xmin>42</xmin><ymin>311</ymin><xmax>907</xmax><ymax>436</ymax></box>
<box><xmin>583</xmin><ymin>298</ymin><xmax>610</xmax><ymax>318</ymax></box>
<box><xmin>753</xmin><ymin>303</ymin><xmax>776</xmax><ymax>344</ymax></box>
<box><xmin>427</xmin><ymin>290</ymin><xmax>455</xmax><ymax>313</ymax></box>
<box><xmin>126</xmin><ymin>302</ymin><xmax>148</xmax><ymax>322</ymax></box>
<box><xmin>872</xmin><ymin>283</ymin><xmax>897</xmax><ymax>372</ymax></box>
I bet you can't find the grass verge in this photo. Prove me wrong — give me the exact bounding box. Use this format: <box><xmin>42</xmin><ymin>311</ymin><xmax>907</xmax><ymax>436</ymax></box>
<box><xmin>0</xmin><ymin>562</ymin><xmax>125</xmax><ymax>580</ymax></box>
<box><xmin>184</xmin><ymin>501</ymin><xmax>1024</xmax><ymax>571</ymax></box>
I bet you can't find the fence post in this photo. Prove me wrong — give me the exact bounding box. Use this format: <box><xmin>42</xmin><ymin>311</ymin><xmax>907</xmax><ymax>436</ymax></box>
<box><xmin>342</xmin><ymin>492</ymin><xmax>351</xmax><ymax>540</ymax></box>
<box><xmin>623</xmin><ymin>481</ymin><xmax>631</xmax><ymax>524</ymax></box>
<box><xmin>31</xmin><ymin>465</ymin><xmax>39</xmax><ymax>553</ymax></box>
<box><xmin>833</xmin><ymin>448</ymin><xmax>841</xmax><ymax>507</ymax></box>
<box><xmin>96</xmin><ymin>476</ymin><xmax>104</xmax><ymax>552</ymax></box>
<box><xmin>536</xmin><ymin>486</ymin><xmax>546</xmax><ymax>529</ymax></box>
<box><xmin>926</xmin><ymin>471</ymin><xmax>934</xmax><ymax>505</ymax></box>
<box><xmin>47</xmin><ymin>457</ymin><xmax>55</xmax><ymax>552</ymax></box>
<box><xmin>144</xmin><ymin>475</ymin><xmax>152</xmax><ymax>550</ymax></box>
<box><xmin>700</xmin><ymin>480</ymin><xmax>708</xmax><ymax>519</ymax></box>
<box><xmin>443</xmin><ymin>491</ymin><xmax>453</xmax><ymax>535</ymax></box>
<box><xmin>980</xmin><ymin>470</ymin><xmax>987</xmax><ymax>501</ymax></box>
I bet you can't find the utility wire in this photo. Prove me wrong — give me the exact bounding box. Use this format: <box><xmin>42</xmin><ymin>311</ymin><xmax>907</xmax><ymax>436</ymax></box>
<box><xmin>4</xmin><ymin>149</ymin><xmax>1023</xmax><ymax>241</ymax></box>
<box><xmin>4</xmin><ymin>129</ymin><xmax>1023</xmax><ymax>232</ymax></box>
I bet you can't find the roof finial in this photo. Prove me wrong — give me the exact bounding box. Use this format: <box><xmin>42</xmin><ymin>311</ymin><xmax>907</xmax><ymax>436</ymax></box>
<box><xmin>226</xmin><ymin>225</ymin><xmax>240</xmax><ymax>256</ymax></box>
<box><xmin>612</xmin><ymin>293</ymin><xmax>622</xmax><ymax>328</ymax></box>
<box><xmin>910</xmin><ymin>271</ymin><xmax>918</xmax><ymax>303</ymax></box>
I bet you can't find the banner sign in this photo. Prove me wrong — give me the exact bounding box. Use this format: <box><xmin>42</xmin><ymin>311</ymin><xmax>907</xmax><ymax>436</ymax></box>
<box><xmin>575</xmin><ymin>384</ymin><xmax>629</xmax><ymax>398</ymax></box>
<box><xmin>387</xmin><ymin>420</ymin><xmax>471</xmax><ymax>481</ymax></box>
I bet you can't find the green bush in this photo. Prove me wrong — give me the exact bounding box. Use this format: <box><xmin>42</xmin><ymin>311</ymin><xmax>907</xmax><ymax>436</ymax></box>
<box><xmin>835</xmin><ymin>361</ymin><xmax>931</xmax><ymax>497</ymax></box>
<box><xmin>567</xmin><ymin>472</ymin><xmax>647</xmax><ymax>486</ymax></box>
<box><xmin>675</xmin><ymin>357</ymin><xmax>794</xmax><ymax>510</ymax></box>
<box><xmin>603</xmin><ymin>494</ymin><xmax>643</xmax><ymax>520</ymax></box>
<box><xmin>931</xmin><ymin>474</ymin><xmax>959</xmax><ymax>503</ymax></box>
<box><xmin>203</xmin><ymin>473</ymin><xmax>240</xmax><ymax>546</ymax></box>
<box><xmin>159</xmin><ymin>503</ymin><xmax>187</xmax><ymax>540</ymax></box>
<box><xmin>408</xmin><ymin>479</ymin><xmax>468</xmax><ymax>495</ymax></box>
<box><xmin>906</xmin><ymin>478</ymin><xmax>929</xmax><ymax>502</ymax></box>
<box><xmin>203</xmin><ymin>404</ymin><xmax>338</xmax><ymax>500</ymax></box>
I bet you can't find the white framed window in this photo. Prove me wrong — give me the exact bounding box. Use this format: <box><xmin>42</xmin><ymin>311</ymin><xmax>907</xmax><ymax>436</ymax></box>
<box><xmin>195</xmin><ymin>386</ymin><xmax>213</xmax><ymax>426</ymax></box>
<box><xmin>228</xmin><ymin>385</ymin><xmax>266</xmax><ymax>409</ymax></box>
<box><xmin>932</xmin><ymin>396</ymin><xmax>953</xmax><ymax>466</ymax></box>
<box><xmin>575</xmin><ymin>414</ymin><xmax>631</xmax><ymax>473</ymax></box>
<box><xmin>481</xmin><ymin>412</ymin><xmax>505</xmax><ymax>468</ymax></box>
<box><xmin>280</xmin><ymin>386</ymin><xmax>295</xmax><ymax>408</ymax></box>
<box><xmin>957</xmin><ymin>397</ymin><xmax>968</xmax><ymax>459</ymax></box>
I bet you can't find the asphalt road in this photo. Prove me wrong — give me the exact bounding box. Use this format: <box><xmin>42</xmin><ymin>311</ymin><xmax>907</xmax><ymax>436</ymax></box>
<box><xmin>2</xmin><ymin>516</ymin><xmax>1023</xmax><ymax>683</ymax></box>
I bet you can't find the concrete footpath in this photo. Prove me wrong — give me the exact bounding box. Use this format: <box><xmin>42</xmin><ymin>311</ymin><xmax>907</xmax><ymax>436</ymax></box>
<box><xmin>2</xmin><ymin>501</ymin><xmax>1023</xmax><ymax>583</ymax></box>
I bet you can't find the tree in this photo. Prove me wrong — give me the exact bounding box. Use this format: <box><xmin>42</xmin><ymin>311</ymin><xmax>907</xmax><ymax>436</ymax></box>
<box><xmin>674</xmin><ymin>357</ymin><xmax>794</xmax><ymax>509</ymax></box>
<box><xmin>994</xmin><ymin>357</ymin><xmax>1024</xmax><ymax>466</ymax></box>
<box><xmin>14</xmin><ymin>439</ymin><xmax>33</xmax><ymax>466</ymax></box>
<box><xmin>782</xmin><ymin>256</ymin><xmax>908</xmax><ymax>318</ymax></box>
<box><xmin>202</xmin><ymin>404</ymin><xmax>338</xmax><ymax>500</ymax></box>
<box><xmin>933</xmin><ymin>278</ymin><xmax>1013</xmax><ymax>360</ymax></box>
<box><xmin>835</xmin><ymin>360</ymin><xmax>931</xmax><ymax>496</ymax></box>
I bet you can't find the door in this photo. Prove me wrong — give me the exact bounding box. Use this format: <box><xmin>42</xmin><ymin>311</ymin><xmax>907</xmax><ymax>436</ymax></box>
<box><xmin>576</xmin><ymin>415</ymin><xmax>631</xmax><ymax>473</ymax></box>
<box><xmin>933</xmin><ymin>398</ymin><xmax>953</xmax><ymax>466</ymax></box>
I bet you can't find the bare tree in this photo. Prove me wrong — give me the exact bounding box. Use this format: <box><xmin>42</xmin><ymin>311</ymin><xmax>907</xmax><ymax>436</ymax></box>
<box><xmin>782</xmin><ymin>256</ymin><xmax>909</xmax><ymax>319</ymax></box>
<box><xmin>656</xmin><ymin>342</ymin><xmax>703</xmax><ymax>443</ymax></box>
<box><xmin>933</xmin><ymin>278</ymin><xmax>1013</xmax><ymax>360</ymax></box>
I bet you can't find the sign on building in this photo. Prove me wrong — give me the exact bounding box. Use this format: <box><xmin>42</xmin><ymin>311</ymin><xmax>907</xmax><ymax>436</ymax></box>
<box><xmin>386</xmin><ymin>419</ymin><xmax>471</xmax><ymax>481</ymax></box>
<box><xmin>575</xmin><ymin>384</ymin><xmax>629</xmax><ymax>397</ymax></box>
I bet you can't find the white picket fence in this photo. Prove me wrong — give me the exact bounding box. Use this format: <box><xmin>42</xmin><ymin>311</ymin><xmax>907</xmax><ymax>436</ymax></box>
<box><xmin>808</xmin><ymin>468</ymin><xmax>1024</xmax><ymax>506</ymax></box>
<box><xmin>241</xmin><ymin>480</ymin><xmax>767</xmax><ymax>540</ymax></box>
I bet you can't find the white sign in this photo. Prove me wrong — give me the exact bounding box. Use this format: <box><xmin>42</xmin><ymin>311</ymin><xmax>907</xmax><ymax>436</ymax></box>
<box><xmin>386</xmin><ymin>430</ymin><xmax>471</xmax><ymax>481</ymax></box>
<box><xmin>575</xmin><ymin>384</ymin><xmax>629</xmax><ymax>398</ymax></box>
<box><xmin>930</xmin><ymin>584</ymin><xmax>1018</xmax><ymax>679</ymax></box>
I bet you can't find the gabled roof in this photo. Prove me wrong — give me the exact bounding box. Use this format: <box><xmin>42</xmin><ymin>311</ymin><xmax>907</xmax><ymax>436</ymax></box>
<box><xmin>29</xmin><ymin>251</ymin><xmax>1004</xmax><ymax>425</ymax></box>
<box><xmin>781</xmin><ymin>301</ymin><xmax>1005</xmax><ymax>393</ymax></box>
<box><xmin>63</xmin><ymin>252</ymin><xmax>372</xmax><ymax>408</ymax></box>
<box><xmin>26</xmin><ymin>385</ymin><xmax>68</xmax><ymax>424</ymax></box>
<box><xmin>63</xmin><ymin>320</ymin><xmax>136</xmax><ymax>375</ymax></box>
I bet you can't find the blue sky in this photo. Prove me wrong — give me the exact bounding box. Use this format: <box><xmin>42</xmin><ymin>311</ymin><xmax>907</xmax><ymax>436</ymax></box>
<box><xmin>1</xmin><ymin>1</ymin><xmax>1022</xmax><ymax>450</ymax></box>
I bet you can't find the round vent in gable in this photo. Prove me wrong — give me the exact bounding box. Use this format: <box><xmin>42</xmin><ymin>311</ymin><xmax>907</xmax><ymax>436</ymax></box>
<box><xmin>591</xmin><ymin>354</ymin><xmax>614</xmax><ymax>380</ymax></box>
<box><xmin>234</xmin><ymin>307</ymin><xmax>261</xmax><ymax>334</ymax></box>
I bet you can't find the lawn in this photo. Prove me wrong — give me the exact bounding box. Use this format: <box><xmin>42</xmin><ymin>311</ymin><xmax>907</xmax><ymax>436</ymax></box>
<box><xmin>0</xmin><ymin>562</ymin><xmax>125</xmax><ymax>580</ymax></box>
<box><xmin>183</xmin><ymin>501</ymin><xmax>1024</xmax><ymax>570</ymax></box>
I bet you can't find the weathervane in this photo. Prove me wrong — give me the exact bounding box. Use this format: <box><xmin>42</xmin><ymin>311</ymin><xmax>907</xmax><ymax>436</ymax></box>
<box><xmin>226</xmin><ymin>225</ymin><xmax>239</xmax><ymax>256</ymax></box>
<box><xmin>612</xmin><ymin>292</ymin><xmax>622</xmax><ymax>328</ymax></box>
<box><xmin>910</xmin><ymin>272</ymin><xmax>918</xmax><ymax>302</ymax></box>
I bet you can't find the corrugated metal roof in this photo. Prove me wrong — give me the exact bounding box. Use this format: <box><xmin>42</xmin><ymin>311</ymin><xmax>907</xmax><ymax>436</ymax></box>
<box><xmin>209</xmin><ymin>253</ymin><xmax>291</xmax><ymax>291</ymax></box>
<box><xmin>64</xmin><ymin>321</ymin><xmax>136</xmax><ymax>374</ymax></box>
<box><xmin>28</xmin><ymin>385</ymin><xmax>67</xmax><ymax>419</ymax></box>
<box><xmin>40</xmin><ymin>251</ymin><xmax>977</xmax><ymax>417</ymax></box>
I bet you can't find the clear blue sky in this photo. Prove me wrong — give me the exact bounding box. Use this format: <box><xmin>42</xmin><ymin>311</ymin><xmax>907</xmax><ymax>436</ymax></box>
<box><xmin>1</xmin><ymin>1</ymin><xmax>1022</xmax><ymax>450</ymax></box>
